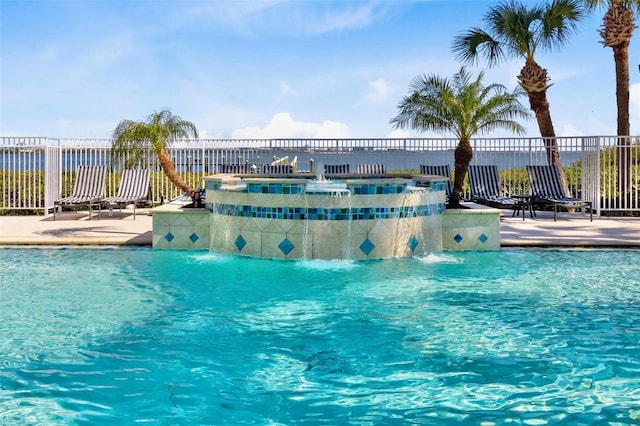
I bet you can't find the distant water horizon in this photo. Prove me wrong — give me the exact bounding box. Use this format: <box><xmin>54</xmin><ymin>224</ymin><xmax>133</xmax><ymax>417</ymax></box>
<box><xmin>0</xmin><ymin>149</ymin><xmax>585</xmax><ymax>172</ymax></box>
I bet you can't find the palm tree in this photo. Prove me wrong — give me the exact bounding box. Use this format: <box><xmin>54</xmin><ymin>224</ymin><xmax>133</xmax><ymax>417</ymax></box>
<box><xmin>583</xmin><ymin>0</ymin><xmax>639</xmax><ymax>193</ymax></box>
<box><xmin>111</xmin><ymin>108</ymin><xmax>200</xmax><ymax>200</ymax></box>
<box><xmin>390</xmin><ymin>67</ymin><xmax>531</xmax><ymax>207</ymax></box>
<box><xmin>452</xmin><ymin>0</ymin><xmax>585</xmax><ymax>167</ymax></box>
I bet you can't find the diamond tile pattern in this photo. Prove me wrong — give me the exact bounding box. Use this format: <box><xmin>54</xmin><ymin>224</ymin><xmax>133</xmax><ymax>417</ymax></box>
<box><xmin>164</xmin><ymin>232</ymin><xmax>174</xmax><ymax>242</ymax></box>
<box><xmin>479</xmin><ymin>234</ymin><xmax>488</xmax><ymax>243</ymax></box>
<box><xmin>278</xmin><ymin>238</ymin><xmax>294</xmax><ymax>255</ymax></box>
<box><xmin>189</xmin><ymin>233</ymin><xmax>199</xmax><ymax>243</ymax></box>
<box><xmin>360</xmin><ymin>238</ymin><xmax>375</xmax><ymax>256</ymax></box>
<box><xmin>235</xmin><ymin>235</ymin><xmax>247</xmax><ymax>251</ymax></box>
<box><xmin>407</xmin><ymin>235</ymin><xmax>419</xmax><ymax>252</ymax></box>
<box><xmin>453</xmin><ymin>234</ymin><xmax>463</xmax><ymax>243</ymax></box>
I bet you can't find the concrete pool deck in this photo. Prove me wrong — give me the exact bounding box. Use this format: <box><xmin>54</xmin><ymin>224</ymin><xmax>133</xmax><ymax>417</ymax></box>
<box><xmin>0</xmin><ymin>209</ymin><xmax>639</xmax><ymax>248</ymax></box>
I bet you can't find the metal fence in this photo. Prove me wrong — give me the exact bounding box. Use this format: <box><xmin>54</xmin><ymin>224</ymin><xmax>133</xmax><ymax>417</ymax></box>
<box><xmin>1</xmin><ymin>136</ymin><xmax>638</xmax><ymax>215</ymax></box>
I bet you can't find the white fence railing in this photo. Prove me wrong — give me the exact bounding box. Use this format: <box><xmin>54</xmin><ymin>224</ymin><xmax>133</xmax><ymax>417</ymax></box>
<box><xmin>1</xmin><ymin>136</ymin><xmax>638</xmax><ymax>215</ymax></box>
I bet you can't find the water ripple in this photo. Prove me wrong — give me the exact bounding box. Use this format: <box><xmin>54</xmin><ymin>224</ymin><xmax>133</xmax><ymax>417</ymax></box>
<box><xmin>1</xmin><ymin>248</ymin><xmax>640</xmax><ymax>424</ymax></box>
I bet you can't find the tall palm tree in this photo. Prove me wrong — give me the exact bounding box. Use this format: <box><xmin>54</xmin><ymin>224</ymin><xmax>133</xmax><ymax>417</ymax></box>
<box><xmin>390</xmin><ymin>67</ymin><xmax>531</xmax><ymax>207</ymax></box>
<box><xmin>583</xmin><ymin>0</ymin><xmax>639</xmax><ymax>193</ymax></box>
<box><xmin>452</xmin><ymin>0</ymin><xmax>585</xmax><ymax>167</ymax></box>
<box><xmin>111</xmin><ymin>108</ymin><xmax>200</xmax><ymax>200</ymax></box>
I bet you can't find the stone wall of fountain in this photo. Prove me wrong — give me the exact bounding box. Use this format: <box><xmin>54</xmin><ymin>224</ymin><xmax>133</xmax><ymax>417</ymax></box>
<box><xmin>151</xmin><ymin>173</ymin><xmax>502</xmax><ymax>255</ymax></box>
<box><xmin>203</xmin><ymin>174</ymin><xmax>447</xmax><ymax>260</ymax></box>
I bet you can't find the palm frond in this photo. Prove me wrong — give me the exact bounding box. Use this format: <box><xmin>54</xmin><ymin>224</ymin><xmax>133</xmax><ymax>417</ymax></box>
<box><xmin>540</xmin><ymin>0</ymin><xmax>585</xmax><ymax>51</ymax></box>
<box><xmin>583</xmin><ymin>0</ymin><xmax>640</xmax><ymax>14</ymax></box>
<box><xmin>452</xmin><ymin>28</ymin><xmax>504</xmax><ymax>66</ymax></box>
<box><xmin>390</xmin><ymin>66</ymin><xmax>532</xmax><ymax>141</ymax></box>
<box><xmin>110</xmin><ymin>108</ymin><xmax>199</xmax><ymax>170</ymax></box>
<box><xmin>455</xmin><ymin>0</ymin><xmax>584</xmax><ymax>64</ymax></box>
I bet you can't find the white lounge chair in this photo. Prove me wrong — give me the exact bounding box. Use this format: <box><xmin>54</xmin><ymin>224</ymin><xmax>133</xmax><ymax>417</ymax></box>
<box><xmin>53</xmin><ymin>165</ymin><xmax>107</xmax><ymax>220</ymax></box>
<box><xmin>102</xmin><ymin>169</ymin><xmax>150</xmax><ymax>219</ymax></box>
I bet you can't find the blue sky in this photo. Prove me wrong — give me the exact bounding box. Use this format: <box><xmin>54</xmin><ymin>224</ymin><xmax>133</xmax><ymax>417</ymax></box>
<box><xmin>1</xmin><ymin>0</ymin><xmax>639</xmax><ymax>140</ymax></box>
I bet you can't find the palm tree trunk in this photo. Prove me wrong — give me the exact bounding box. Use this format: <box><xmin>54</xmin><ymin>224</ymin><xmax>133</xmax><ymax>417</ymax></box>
<box><xmin>613</xmin><ymin>45</ymin><xmax>631</xmax><ymax>136</ymax></box>
<box><xmin>451</xmin><ymin>139</ymin><xmax>473</xmax><ymax>207</ymax></box>
<box><xmin>157</xmin><ymin>149</ymin><xmax>195</xmax><ymax>199</ymax></box>
<box><xmin>518</xmin><ymin>59</ymin><xmax>563</xmax><ymax>167</ymax></box>
<box><xmin>517</xmin><ymin>59</ymin><xmax>574</xmax><ymax>201</ymax></box>
<box><xmin>613</xmin><ymin>44</ymin><xmax>632</xmax><ymax>194</ymax></box>
<box><xmin>600</xmin><ymin>0</ymin><xmax>635</xmax><ymax>194</ymax></box>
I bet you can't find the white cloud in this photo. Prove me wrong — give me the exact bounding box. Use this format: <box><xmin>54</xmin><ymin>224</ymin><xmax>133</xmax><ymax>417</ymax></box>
<box><xmin>197</xmin><ymin>129</ymin><xmax>225</xmax><ymax>140</ymax></box>
<box><xmin>231</xmin><ymin>112</ymin><xmax>350</xmax><ymax>139</ymax></box>
<box><xmin>386</xmin><ymin>128</ymin><xmax>411</xmax><ymax>138</ymax></box>
<box><xmin>185</xmin><ymin>1</ymin><xmax>281</xmax><ymax>32</ymax></box>
<box><xmin>365</xmin><ymin>78</ymin><xmax>390</xmax><ymax>103</ymax></box>
<box><xmin>560</xmin><ymin>124</ymin><xmax>583</xmax><ymax>137</ymax></box>
<box><xmin>277</xmin><ymin>81</ymin><xmax>299</xmax><ymax>99</ymax></box>
<box><xmin>308</xmin><ymin>3</ymin><xmax>376</xmax><ymax>35</ymax></box>
<box><xmin>186</xmin><ymin>1</ymin><xmax>382</xmax><ymax>37</ymax></box>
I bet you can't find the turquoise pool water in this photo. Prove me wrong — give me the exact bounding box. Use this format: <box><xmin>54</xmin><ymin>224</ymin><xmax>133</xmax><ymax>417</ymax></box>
<box><xmin>1</xmin><ymin>248</ymin><xmax>639</xmax><ymax>425</ymax></box>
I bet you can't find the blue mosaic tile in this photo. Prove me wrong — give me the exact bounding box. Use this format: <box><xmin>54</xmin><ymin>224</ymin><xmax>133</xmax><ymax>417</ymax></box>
<box><xmin>247</xmin><ymin>183</ymin><xmax>304</xmax><ymax>195</ymax></box>
<box><xmin>407</xmin><ymin>235</ymin><xmax>419</xmax><ymax>252</ymax></box>
<box><xmin>206</xmin><ymin>181</ymin><xmax>221</xmax><ymax>190</ymax></box>
<box><xmin>351</xmin><ymin>183</ymin><xmax>408</xmax><ymax>195</ymax></box>
<box><xmin>453</xmin><ymin>234</ymin><xmax>463</xmax><ymax>243</ymax></box>
<box><xmin>433</xmin><ymin>182</ymin><xmax>446</xmax><ymax>192</ymax></box>
<box><xmin>235</xmin><ymin>235</ymin><xmax>247</xmax><ymax>251</ymax></box>
<box><xmin>279</xmin><ymin>238</ymin><xmax>295</xmax><ymax>255</ymax></box>
<box><xmin>360</xmin><ymin>238</ymin><xmax>375</xmax><ymax>256</ymax></box>
<box><xmin>164</xmin><ymin>232</ymin><xmax>174</xmax><ymax>242</ymax></box>
<box><xmin>479</xmin><ymin>234</ymin><xmax>488</xmax><ymax>243</ymax></box>
<box><xmin>189</xmin><ymin>233</ymin><xmax>199</xmax><ymax>243</ymax></box>
<box><xmin>211</xmin><ymin>202</ymin><xmax>442</xmax><ymax>220</ymax></box>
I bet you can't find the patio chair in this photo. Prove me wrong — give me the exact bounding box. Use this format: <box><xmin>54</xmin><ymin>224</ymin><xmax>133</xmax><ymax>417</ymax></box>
<box><xmin>324</xmin><ymin>164</ymin><xmax>350</xmax><ymax>174</ymax></box>
<box><xmin>53</xmin><ymin>165</ymin><xmax>107</xmax><ymax>220</ymax></box>
<box><xmin>102</xmin><ymin>169</ymin><xmax>150</xmax><ymax>220</ymax></box>
<box><xmin>420</xmin><ymin>164</ymin><xmax>453</xmax><ymax>200</ymax></box>
<box><xmin>526</xmin><ymin>165</ymin><xmax>593</xmax><ymax>221</ymax></box>
<box><xmin>356</xmin><ymin>164</ymin><xmax>386</xmax><ymax>174</ymax></box>
<box><xmin>468</xmin><ymin>165</ymin><xmax>520</xmax><ymax>211</ymax></box>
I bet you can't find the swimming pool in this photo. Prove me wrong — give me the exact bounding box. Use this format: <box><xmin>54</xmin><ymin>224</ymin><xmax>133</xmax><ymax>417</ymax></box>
<box><xmin>1</xmin><ymin>248</ymin><xmax>639</xmax><ymax>424</ymax></box>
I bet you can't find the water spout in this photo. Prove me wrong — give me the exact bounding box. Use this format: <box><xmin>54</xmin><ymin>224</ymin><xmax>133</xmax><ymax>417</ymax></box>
<box><xmin>315</xmin><ymin>161</ymin><xmax>326</xmax><ymax>182</ymax></box>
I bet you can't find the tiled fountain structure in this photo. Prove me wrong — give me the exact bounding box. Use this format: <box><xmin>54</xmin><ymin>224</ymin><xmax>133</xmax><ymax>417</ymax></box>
<box><xmin>152</xmin><ymin>173</ymin><xmax>500</xmax><ymax>258</ymax></box>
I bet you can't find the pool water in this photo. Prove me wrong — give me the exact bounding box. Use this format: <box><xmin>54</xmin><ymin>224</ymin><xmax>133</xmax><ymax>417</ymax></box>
<box><xmin>1</xmin><ymin>248</ymin><xmax>639</xmax><ymax>425</ymax></box>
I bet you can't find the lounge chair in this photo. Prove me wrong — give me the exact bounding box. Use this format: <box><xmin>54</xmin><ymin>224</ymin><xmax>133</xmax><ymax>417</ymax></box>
<box><xmin>468</xmin><ymin>165</ymin><xmax>521</xmax><ymax>211</ymax></box>
<box><xmin>527</xmin><ymin>165</ymin><xmax>593</xmax><ymax>221</ymax></box>
<box><xmin>102</xmin><ymin>169</ymin><xmax>150</xmax><ymax>219</ymax></box>
<box><xmin>324</xmin><ymin>164</ymin><xmax>350</xmax><ymax>174</ymax></box>
<box><xmin>356</xmin><ymin>164</ymin><xmax>386</xmax><ymax>174</ymax></box>
<box><xmin>420</xmin><ymin>164</ymin><xmax>453</xmax><ymax>200</ymax></box>
<box><xmin>53</xmin><ymin>165</ymin><xmax>107</xmax><ymax>220</ymax></box>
